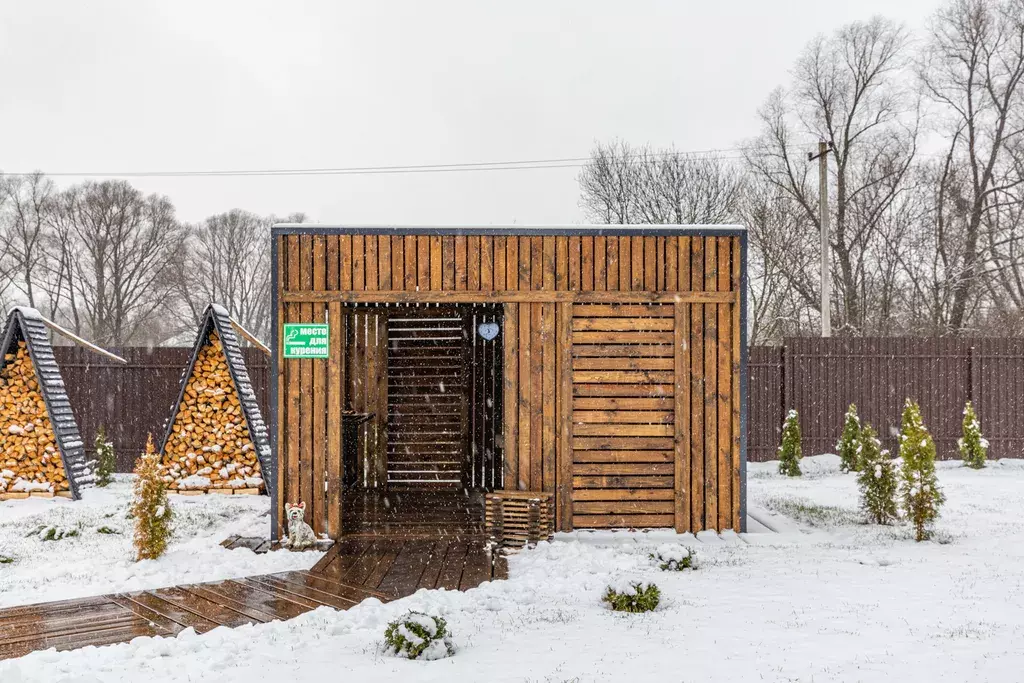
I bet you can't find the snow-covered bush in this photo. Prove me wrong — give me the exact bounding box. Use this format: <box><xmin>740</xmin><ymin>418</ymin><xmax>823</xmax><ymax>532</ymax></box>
<box><xmin>0</xmin><ymin>554</ymin><xmax>12</xmax><ymax>564</ymax></box>
<box><xmin>602</xmin><ymin>580</ymin><xmax>661</xmax><ymax>613</ymax></box>
<box><xmin>26</xmin><ymin>524</ymin><xmax>80</xmax><ymax>541</ymax></box>
<box><xmin>898</xmin><ymin>400</ymin><xmax>944</xmax><ymax>542</ymax></box>
<box><xmin>856</xmin><ymin>424</ymin><xmax>898</xmax><ymax>525</ymax></box>
<box><xmin>130</xmin><ymin>434</ymin><xmax>173</xmax><ymax>561</ymax></box>
<box><xmin>96</xmin><ymin>525</ymin><xmax>120</xmax><ymax>535</ymax></box>
<box><xmin>959</xmin><ymin>401</ymin><xmax>988</xmax><ymax>469</ymax></box>
<box><xmin>837</xmin><ymin>403</ymin><xmax>862</xmax><ymax>472</ymax></box>
<box><xmin>94</xmin><ymin>426</ymin><xmax>116</xmax><ymax>487</ymax></box>
<box><xmin>651</xmin><ymin>544</ymin><xmax>696</xmax><ymax>571</ymax></box>
<box><xmin>778</xmin><ymin>410</ymin><xmax>802</xmax><ymax>476</ymax></box>
<box><xmin>383</xmin><ymin>612</ymin><xmax>455</xmax><ymax>660</ymax></box>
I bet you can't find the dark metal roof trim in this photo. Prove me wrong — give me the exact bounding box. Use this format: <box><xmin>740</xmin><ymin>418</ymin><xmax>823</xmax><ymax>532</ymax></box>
<box><xmin>271</xmin><ymin>224</ymin><xmax>746</xmax><ymax>237</ymax></box>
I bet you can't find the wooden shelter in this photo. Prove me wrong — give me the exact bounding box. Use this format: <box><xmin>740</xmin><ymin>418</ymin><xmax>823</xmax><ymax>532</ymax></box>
<box><xmin>271</xmin><ymin>226</ymin><xmax>748</xmax><ymax>540</ymax></box>
<box><xmin>0</xmin><ymin>307</ymin><xmax>112</xmax><ymax>500</ymax></box>
<box><xmin>157</xmin><ymin>304</ymin><xmax>273</xmax><ymax>495</ymax></box>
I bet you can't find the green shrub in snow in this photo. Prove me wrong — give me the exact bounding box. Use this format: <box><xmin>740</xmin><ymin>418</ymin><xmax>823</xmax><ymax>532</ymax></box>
<box><xmin>837</xmin><ymin>403</ymin><xmax>862</xmax><ymax>472</ymax></box>
<box><xmin>856</xmin><ymin>424</ymin><xmax>899</xmax><ymax>525</ymax></box>
<box><xmin>602</xmin><ymin>580</ymin><xmax>660</xmax><ymax>613</ymax></box>
<box><xmin>96</xmin><ymin>526</ymin><xmax>120</xmax><ymax>535</ymax></box>
<box><xmin>650</xmin><ymin>544</ymin><xmax>696</xmax><ymax>571</ymax></box>
<box><xmin>0</xmin><ymin>555</ymin><xmax>13</xmax><ymax>564</ymax></box>
<box><xmin>898</xmin><ymin>400</ymin><xmax>944</xmax><ymax>542</ymax></box>
<box><xmin>26</xmin><ymin>525</ymin><xmax>80</xmax><ymax>541</ymax></box>
<box><xmin>383</xmin><ymin>612</ymin><xmax>455</xmax><ymax>660</ymax></box>
<box><xmin>778</xmin><ymin>410</ymin><xmax>802</xmax><ymax>476</ymax></box>
<box><xmin>94</xmin><ymin>426</ymin><xmax>116</xmax><ymax>487</ymax></box>
<box><xmin>959</xmin><ymin>401</ymin><xmax>988</xmax><ymax>469</ymax></box>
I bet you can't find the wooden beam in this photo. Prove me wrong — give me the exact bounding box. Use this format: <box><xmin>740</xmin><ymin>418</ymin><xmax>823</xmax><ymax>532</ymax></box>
<box><xmin>229</xmin><ymin>318</ymin><xmax>271</xmax><ymax>356</ymax></box>
<box><xmin>36</xmin><ymin>316</ymin><xmax>127</xmax><ymax>364</ymax></box>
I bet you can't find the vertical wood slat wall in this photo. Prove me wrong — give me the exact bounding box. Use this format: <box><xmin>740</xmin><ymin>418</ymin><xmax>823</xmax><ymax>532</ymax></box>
<box><xmin>276</xmin><ymin>231</ymin><xmax>745</xmax><ymax>539</ymax></box>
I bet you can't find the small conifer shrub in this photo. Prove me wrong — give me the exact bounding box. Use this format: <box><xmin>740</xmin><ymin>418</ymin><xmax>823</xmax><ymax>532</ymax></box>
<box><xmin>650</xmin><ymin>544</ymin><xmax>697</xmax><ymax>571</ymax></box>
<box><xmin>778</xmin><ymin>410</ymin><xmax>802</xmax><ymax>476</ymax></box>
<box><xmin>26</xmin><ymin>524</ymin><xmax>80</xmax><ymax>541</ymax></box>
<box><xmin>383</xmin><ymin>612</ymin><xmax>455</xmax><ymax>660</ymax></box>
<box><xmin>837</xmin><ymin>404</ymin><xmax>862</xmax><ymax>472</ymax></box>
<box><xmin>94</xmin><ymin>426</ymin><xmax>116</xmax><ymax>487</ymax></box>
<box><xmin>602</xmin><ymin>580</ymin><xmax>661</xmax><ymax>613</ymax></box>
<box><xmin>958</xmin><ymin>401</ymin><xmax>988</xmax><ymax>469</ymax></box>
<box><xmin>898</xmin><ymin>400</ymin><xmax>944</xmax><ymax>542</ymax></box>
<box><xmin>130</xmin><ymin>434</ymin><xmax>173</xmax><ymax>561</ymax></box>
<box><xmin>856</xmin><ymin>424</ymin><xmax>899</xmax><ymax>525</ymax></box>
<box><xmin>0</xmin><ymin>555</ymin><xmax>12</xmax><ymax>564</ymax></box>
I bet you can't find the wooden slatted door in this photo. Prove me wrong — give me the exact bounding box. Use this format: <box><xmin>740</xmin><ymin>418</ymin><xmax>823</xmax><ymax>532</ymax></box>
<box><xmin>386</xmin><ymin>309</ymin><xmax>468</xmax><ymax>488</ymax></box>
<box><xmin>570</xmin><ymin>304</ymin><xmax>676</xmax><ymax>528</ymax></box>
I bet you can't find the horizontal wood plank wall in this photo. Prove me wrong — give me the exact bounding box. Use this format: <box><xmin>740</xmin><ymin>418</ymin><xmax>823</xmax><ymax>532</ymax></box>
<box><xmin>386</xmin><ymin>308</ymin><xmax>466</xmax><ymax>488</ymax></box>
<box><xmin>276</xmin><ymin>233</ymin><xmax>743</xmax><ymax>536</ymax></box>
<box><xmin>571</xmin><ymin>303</ymin><xmax>676</xmax><ymax>528</ymax></box>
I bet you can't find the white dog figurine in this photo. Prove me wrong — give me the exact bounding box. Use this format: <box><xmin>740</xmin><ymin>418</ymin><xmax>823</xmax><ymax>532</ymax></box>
<box><xmin>284</xmin><ymin>502</ymin><xmax>317</xmax><ymax>550</ymax></box>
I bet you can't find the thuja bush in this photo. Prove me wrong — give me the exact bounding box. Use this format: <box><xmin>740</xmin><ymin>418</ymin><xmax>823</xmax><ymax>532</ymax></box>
<box><xmin>778</xmin><ymin>410</ymin><xmax>802</xmax><ymax>476</ymax></box>
<box><xmin>130</xmin><ymin>434</ymin><xmax>173</xmax><ymax>561</ymax></box>
<box><xmin>651</xmin><ymin>544</ymin><xmax>697</xmax><ymax>571</ymax></box>
<box><xmin>383</xmin><ymin>612</ymin><xmax>455</xmax><ymax>660</ymax></box>
<box><xmin>837</xmin><ymin>403</ymin><xmax>862</xmax><ymax>472</ymax></box>
<box><xmin>898</xmin><ymin>400</ymin><xmax>944</xmax><ymax>542</ymax></box>
<box><xmin>94</xmin><ymin>425</ymin><xmax>116</xmax><ymax>487</ymax></box>
<box><xmin>856</xmin><ymin>424</ymin><xmax>898</xmax><ymax>525</ymax></box>
<box><xmin>959</xmin><ymin>401</ymin><xmax>988</xmax><ymax>469</ymax></box>
<box><xmin>603</xmin><ymin>580</ymin><xmax>661</xmax><ymax>613</ymax></box>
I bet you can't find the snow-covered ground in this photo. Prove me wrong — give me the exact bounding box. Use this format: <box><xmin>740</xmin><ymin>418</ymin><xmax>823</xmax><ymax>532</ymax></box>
<box><xmin>0</xmin><ymin>476</ymin><xmax>320</xmax><ymax>607</ymax></box>
<box><xmin>3</xmin><ymin>457</ymin><xmax>1024</xmax><ymax>681</ymax></box>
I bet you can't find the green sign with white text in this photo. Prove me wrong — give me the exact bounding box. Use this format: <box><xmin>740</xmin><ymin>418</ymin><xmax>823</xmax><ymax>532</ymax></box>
<box><xmin>283</xmin><ymin>323</ymin><xmax>329</xmax><ymax>359</ymax></box>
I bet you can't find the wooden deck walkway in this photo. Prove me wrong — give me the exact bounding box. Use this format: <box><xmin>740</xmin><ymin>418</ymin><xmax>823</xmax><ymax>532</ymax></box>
<box><xmin>0</xmin><ymin>536</ymin><xmax>503</xmax><ymax>661</ymax></box>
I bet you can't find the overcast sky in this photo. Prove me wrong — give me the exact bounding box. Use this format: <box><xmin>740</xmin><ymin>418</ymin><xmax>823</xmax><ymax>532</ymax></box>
<box><xmin>1</xmin><ymin>0</ymin><xmax>944</xmax><ymax>225</ymax></box>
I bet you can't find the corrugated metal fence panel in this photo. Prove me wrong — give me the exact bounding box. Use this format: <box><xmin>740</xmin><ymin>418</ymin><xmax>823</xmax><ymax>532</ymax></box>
<box><xmin>747</xmin><ymin>346</ymin><xmax>784</xmax><ymax>462</ymax></box>
<box><xmin>748</xmin><ymin>338</ymin><xmax>1024</xmax><ymax>462</ymax></box>
<box><xmin>974</xmin><ymin>338</ymin><xmax>1024</xmax><ymax>458</ymax></box>
<box><xmin>55</xmin><ymin>346</ymin><xmax>269</xmax><ymax>472</ymax></box>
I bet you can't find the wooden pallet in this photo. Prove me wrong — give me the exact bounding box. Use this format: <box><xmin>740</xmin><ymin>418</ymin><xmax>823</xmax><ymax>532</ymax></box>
<box><xmin>485</xmin><ymin>491</ymin><xmax>555</xmax><ymax>549</ymax></box>
<box><xmin>170</xmin><ymin>487</ymin><xmax>263</xmax><ymax>496</ymax></box>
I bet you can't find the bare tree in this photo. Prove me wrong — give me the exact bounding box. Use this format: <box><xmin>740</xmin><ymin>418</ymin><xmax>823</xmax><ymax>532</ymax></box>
<box><xmin>1</xmin><ymin>172</ymin><xmax>56</xmax><ymax>310</ymax></box>
<box><xmin>174</xmin><ymin>210</ymin><xmax>306</xmax><ymax>341</ymax></box>
<box><xmin>740</xmin><ymin>176</ymin><xmax>820</xmax><ymax>342</ymax></box>
<box><xmin>46</xmin><ymin>180</ymin><xmax>187</xmax><ymax>345</ymax></box>
<box><xmin>579</xmin><ymin>141</ymin><xmax>744</xmax><ymax>224</ymax></box>
<box><xmin>920</xmin><ymin>0</ymin><xmax>1024</xmax><ymax>332</ymax></box>
<box><xmin>746</xmin><ymin>17</ymin><xmax>918</xmax><ymax>334</ymax></box>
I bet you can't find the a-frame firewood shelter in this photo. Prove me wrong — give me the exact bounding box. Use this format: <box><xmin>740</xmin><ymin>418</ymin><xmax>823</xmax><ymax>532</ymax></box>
<box><xmin>157</xmin><ymin>304</ymin><xmax>273</xmax><ymax>495</ymax></box>
<box><xmin>0</xmin><ymin>307</ymin><xmax>125</xmax><ymax>500</ymax></box>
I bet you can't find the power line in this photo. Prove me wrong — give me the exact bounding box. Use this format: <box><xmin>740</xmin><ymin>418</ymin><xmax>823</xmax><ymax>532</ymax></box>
<box><xmin>3</xmin><ymin>145</ymin><xmax>814</xmax><ymax>179</ymax></box>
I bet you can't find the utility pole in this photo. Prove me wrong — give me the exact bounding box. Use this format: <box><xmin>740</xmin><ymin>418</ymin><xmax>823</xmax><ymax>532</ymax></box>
<box><xmin>809</xmin><ymin>140</ymin><xmax>832</xmax><ymax>337</ymax></box>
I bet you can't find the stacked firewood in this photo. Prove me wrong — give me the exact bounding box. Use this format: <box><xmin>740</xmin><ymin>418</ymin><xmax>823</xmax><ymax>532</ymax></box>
<box><xmin>159</xmin><ymin>331</ymin><xmax>264</xmax><ymax>494</ymax></box>
<box><xmin>0</xmin><ymin>341</ymin><xmax>68</xmax><ymax>495</ymax></box>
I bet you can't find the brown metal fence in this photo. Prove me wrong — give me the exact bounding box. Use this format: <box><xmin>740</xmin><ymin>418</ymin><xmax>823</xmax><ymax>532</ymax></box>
<box><xmin>35</xmin><ymin>339</ymin><xmax>1024</xmax><ymax>470</ymax></box>
<box><xmin>55</xmin><ymin>347</ymin><xmax>269</xmax><ymax>472</ymax></box>
<box><xmin>748</xmin><ymin>337</ymin><xmax>1024</xmax><ymax>462</ymax></box>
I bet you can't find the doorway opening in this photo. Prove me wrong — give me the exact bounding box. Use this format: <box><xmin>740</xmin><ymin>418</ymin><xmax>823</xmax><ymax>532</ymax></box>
<box><xmin>342</xmin><ymin>303</ymin><xmax>503</xmax><ymax>535</ymax></box>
